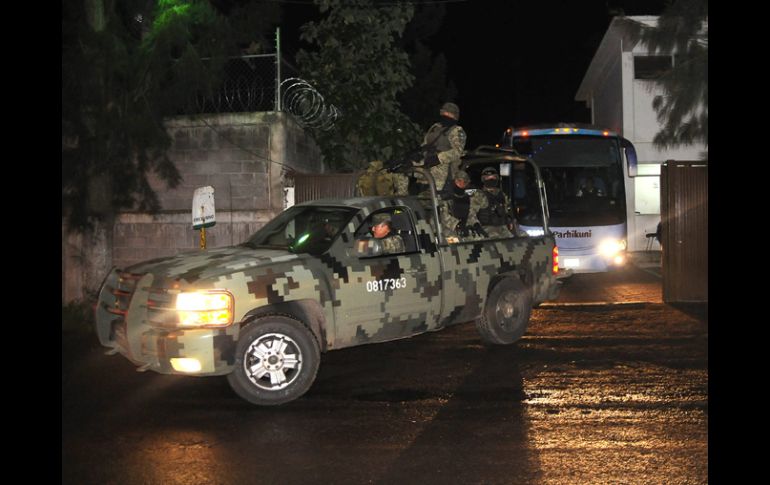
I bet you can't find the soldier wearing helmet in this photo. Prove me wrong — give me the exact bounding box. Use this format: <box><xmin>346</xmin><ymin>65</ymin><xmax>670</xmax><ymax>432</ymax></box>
<box><xmin>370</xmin><ymin>214</ymin><xmax>406</xmax><ymax>254</ymax></box>
<box><xmin>440</xmin><ymin>170</ymin><xmax>485</xmax><ymax>241</ymax></box>
<box><xmin>472</xmin><ymin>166</ymin><xmax>515</xmax><ymax>239</ymax></box>
<box><xmin>407</xmin><ymin>102</ymin><xmax>467</xmax><ymax>195</ymax></box>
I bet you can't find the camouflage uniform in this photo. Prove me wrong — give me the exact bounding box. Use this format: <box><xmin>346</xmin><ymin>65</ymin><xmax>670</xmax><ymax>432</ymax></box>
<box><xmin>440</xmin><ymin>171</ymin><xmax>483</xmax><ymax>243</ymax></box>
<box><xmin>356</xmin><ymin>160</ymin><xmax>397</xmax><ymax>196</ymax></box>
<box><xmin>472</xmin><ymin>188</ymin><xmax>513</xmax><ymax>239</ymax></box>
<box><xmin>380</xmin><ymin>234</ymin><xmax>406</xmax><ymax>254</ymax></box>
<box><xmin>371</xmin><ymin>213</ymin><xmax>406</xmax><ymax>253</ymax></box>
<box><xmin>393</xmin><ymin>172</ymin><xmax>411</xmax><ymax>197</ymax></box>
<box><xmin>416</xmin><ymin>120</ymin><xmax>467</xmax><ymax>192</ymax></box>
<box><xmin>397</xmin><ymin>103</ymin><xmax>467</xmax><ymax>196</ymax></box>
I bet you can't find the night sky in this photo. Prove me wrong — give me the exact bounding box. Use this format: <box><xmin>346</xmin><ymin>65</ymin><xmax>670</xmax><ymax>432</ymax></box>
<box><xmin>278</xmin><ymin>0</ymin><xmax>667</xmax><ymax>147</ymax></box>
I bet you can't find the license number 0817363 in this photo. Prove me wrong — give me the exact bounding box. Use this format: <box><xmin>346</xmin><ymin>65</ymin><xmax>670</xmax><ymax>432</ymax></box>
<box><xmin>366</xmin><ymin>278</ymin><xmax>407</xmax><ymax>292</ymax></box>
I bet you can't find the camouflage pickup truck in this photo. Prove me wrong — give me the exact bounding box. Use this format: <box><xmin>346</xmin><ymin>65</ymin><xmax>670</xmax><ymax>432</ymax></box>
<box><xmin>95</xmin><ymin>151</ymin><xmax>560</xmax><ymax>406</ymax></box>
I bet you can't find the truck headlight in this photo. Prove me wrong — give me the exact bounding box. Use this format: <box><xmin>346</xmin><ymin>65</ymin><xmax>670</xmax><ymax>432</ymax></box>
<box><xmin>175</xmin><ymin>291</ymin><xmax>234</xmax><ymax>327</ymax></box>
<box><xmin>598</xmin><ymin>239</ymin><xmax>627</xmax><ymax>258</ymax></box>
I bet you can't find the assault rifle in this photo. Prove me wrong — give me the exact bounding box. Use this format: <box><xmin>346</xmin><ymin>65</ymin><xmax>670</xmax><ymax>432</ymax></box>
<box><xmin>383</xmin><ymin>123</ymin><xmax>455</xmax><ymax>173</ymax></box>
<box><xmin>383</xmin><ymin>144</ymin><xmax>437</xmax><ymax>173</ymax></box>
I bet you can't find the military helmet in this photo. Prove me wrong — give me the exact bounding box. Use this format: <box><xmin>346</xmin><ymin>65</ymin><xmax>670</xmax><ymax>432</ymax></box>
<box><xmin>481</xmin><ymin>166</ymin><xmax>498</xmax><ymax>177</ymax></box>
<box><xmin>372</xmin><ymin>213</ymin><xmax>391</xmax><ymax>225</ymax></box>
<box><xmin>454</xmin><ymin>170</ymin><xmax>470</xmax><ymax>183</ymax></box>
<box><xmin>440</xmin><ymin>102</ymin><xmax>460</xmax><ymax>120</ymax></box>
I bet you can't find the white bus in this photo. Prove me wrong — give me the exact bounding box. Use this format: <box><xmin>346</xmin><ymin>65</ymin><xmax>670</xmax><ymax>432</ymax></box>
<box><xmin>499</xmin><ymin>123</ymin><xmax>638</xmax><ymax>273</ymax></box>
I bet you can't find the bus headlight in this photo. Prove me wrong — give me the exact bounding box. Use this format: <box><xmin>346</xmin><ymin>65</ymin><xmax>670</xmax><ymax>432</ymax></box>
<box><xmin>175</xmin><ymin>291</ymin><xmax>234</xmax><ymax>327</ymax></box>
<box><xmin>599</xmin><ymin>239</ymin><xmax>627</xmax><ymax>258</ymax></box>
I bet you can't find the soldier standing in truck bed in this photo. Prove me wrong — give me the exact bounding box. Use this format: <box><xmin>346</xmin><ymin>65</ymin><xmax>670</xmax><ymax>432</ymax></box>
<box><xmin>395</xmin><ymin>102</ymin><xmax>467</xmax><ymax>196</ymax></box>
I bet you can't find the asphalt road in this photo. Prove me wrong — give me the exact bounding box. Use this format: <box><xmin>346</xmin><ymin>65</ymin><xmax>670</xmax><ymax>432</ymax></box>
<box><xmin>62</xmin><ymin>263</ymin><xmax>708</xmax><ymax>484</ymax></box>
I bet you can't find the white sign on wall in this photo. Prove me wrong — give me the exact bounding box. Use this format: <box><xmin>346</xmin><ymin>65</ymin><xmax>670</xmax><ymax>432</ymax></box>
<box><xmin>283</xmin><ymin>187</ymin><xmax>295</xmax><ymax>210</ymax></box>
<box><xmin>192</xmin><ymin>186</ymin><xmax>216</xmax><ymax>229</ymax></box>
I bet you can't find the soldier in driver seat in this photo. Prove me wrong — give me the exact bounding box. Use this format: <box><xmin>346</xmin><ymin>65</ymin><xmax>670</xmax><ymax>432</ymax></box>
<box><xmin>371</xmin><ymin>215</ymin><xmax>405</xmax><ymax>254</ymax></box>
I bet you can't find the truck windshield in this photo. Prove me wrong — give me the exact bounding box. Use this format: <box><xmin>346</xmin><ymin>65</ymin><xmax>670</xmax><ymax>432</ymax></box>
<box><xmin>242</xmin><ymin>206</ymin><xmax>358</xmax><ymax>255</ymax></box>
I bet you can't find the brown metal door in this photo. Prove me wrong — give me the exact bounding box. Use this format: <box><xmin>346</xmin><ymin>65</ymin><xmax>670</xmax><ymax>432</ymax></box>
<box><xmin>660</xmin><ymin>161</ymin><xmax>708</xmax><ymax>303</ymax></box>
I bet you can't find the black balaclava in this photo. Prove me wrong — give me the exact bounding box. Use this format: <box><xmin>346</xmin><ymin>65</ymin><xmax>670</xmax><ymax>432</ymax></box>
<box><xmin>439</xmin><ymin>115</ymin><xmax>458</xmax><ymax>127</ymax></box>
<box><xmin>482</xmin><ymin>176</ymin><xmax>498</xmax><ymax>189</ymax></box>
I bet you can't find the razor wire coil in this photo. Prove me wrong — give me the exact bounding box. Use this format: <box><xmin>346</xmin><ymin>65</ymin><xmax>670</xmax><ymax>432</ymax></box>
<box><xmin>280</xmin><ymin>77</ymin><xmax>340</xmax><ymax>131</ymax></box>
<box><xmin>179</xmin><ymin>56</ymin><xmax>339</xmax><ymax>131</ymax></box>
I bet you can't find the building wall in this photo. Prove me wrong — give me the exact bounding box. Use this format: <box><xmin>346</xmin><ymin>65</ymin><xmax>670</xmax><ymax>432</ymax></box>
<box><xmin>62</xmin><ymin>112</ymin><xmax>324</xmax><ymax>303</ymax></box>
<box><xmin>592</xmin><ymin>51</ymin><xmax>623</xmax><ymax>134</ymax></box>
<box><xmin>621</xmin><ymin>46</ymin><xmax>707</xmax><ymax>252</ymax></box>
<box><xmin>577</xmin><ymin>17</ymin><xmax>707</xmax><ymax>253</ymax></box>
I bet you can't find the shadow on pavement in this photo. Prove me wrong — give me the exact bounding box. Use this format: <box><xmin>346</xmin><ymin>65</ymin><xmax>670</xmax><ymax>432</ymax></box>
<box><xmin>373</xmin><ymin>344</ymin><xmax>542</xmax><ymax>485</ymax></box>
<box><xmin>669</xmin><ymin>302</ymin><xmax>708</xmax><ymax>322</ymax></box>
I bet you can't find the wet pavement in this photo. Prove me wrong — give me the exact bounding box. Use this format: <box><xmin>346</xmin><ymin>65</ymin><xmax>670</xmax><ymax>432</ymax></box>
<box><xmin>62</xmin><ymin>261</ymin><xmax>707</xmax><ymax>484</ymax></box>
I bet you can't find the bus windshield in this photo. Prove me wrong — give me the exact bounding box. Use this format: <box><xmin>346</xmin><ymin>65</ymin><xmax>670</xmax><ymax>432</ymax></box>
<box><xmin>511</xmin><ymin>135</ymin><xmax>626</xmax><ymax>227</ymax></box>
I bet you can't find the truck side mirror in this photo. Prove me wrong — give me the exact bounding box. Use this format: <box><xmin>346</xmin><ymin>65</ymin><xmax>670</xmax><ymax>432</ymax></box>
<box><xmin>354</xmin><ymin>237</ymin><xmax>384</xmax><ymax>258</ymax></box>
<box><xmin>621</xmin><ymin>138</ymin><xmax>638</xmax><ymax>177</ymax></box>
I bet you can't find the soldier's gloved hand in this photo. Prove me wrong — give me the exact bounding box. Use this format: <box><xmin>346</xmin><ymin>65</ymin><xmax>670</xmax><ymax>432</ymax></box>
<box><xmin>456</xmin><ymin>223</ymin><xmax>469</xmax><ymax>238</ymax></box>
<box><xmin>423</xmin><ymin>153</ymin><xmax>440</xmax><ymax>168</ymax></box>
<box><xmin>384</xmin><ymin>158</ymin><xmax>402</xmax><ymax>173</ymax></box>
<box><xmin>408</xmin><ymin>151</ymin><xmax>423</xmax><ymax>164</ymax></box>
<box><xmin>472</xmin><ymin>223</ymin><xmax>489</xmax><ymax>238</ymax></box>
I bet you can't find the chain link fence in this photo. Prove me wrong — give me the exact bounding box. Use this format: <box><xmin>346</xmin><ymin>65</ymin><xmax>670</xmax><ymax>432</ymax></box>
<box><xmin>189</xmin><ymin>54</ymin><xmax>290</xmax><ymax>114</ymax></box>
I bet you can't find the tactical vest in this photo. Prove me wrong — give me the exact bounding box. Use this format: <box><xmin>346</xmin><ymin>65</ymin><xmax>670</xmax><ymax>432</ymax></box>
<box><xmin>357</xmin><ymin>161</ymin><xmax>396</xmax><ymax>196</ymax></box>
<box><xmin>424</xmin><ymin>123</ymin><xmax>454</xmax><ymax>154</ymax></box>
<box><xmin>412</xmin><ymin>123</ymin><xmax>458</xmax><ymax>194</ymax></box>
<box><xmin>449</xmin><ymin>188</ymin><xmax>470</xmax><ymax>222</ymax></box>
<box><xmin>477</xmin><ymin>190</ymin><xmax>507</xmax><ymax>226</ymax></box>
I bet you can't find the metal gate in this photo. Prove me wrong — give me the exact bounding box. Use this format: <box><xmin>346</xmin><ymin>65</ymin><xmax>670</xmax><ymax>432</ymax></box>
<box><xmin>293</xmin><ymin>172</ymin><xmax>361</xmax><ymax>204</ymax></box>
<box><xmin>660</xmin><ymin>160</ymin><xmax>708</xmax><ymax>303</ymax></box>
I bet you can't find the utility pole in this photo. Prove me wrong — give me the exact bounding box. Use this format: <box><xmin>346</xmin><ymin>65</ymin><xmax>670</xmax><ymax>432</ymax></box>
<box><xmin>275</xmin><ymin>27</ymin><xmax>282</xmax><ymax>112</ymax></box>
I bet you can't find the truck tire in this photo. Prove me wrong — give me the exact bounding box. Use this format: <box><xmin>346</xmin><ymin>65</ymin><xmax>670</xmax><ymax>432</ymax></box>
<box><xmin>475</xmin><ymin>277</ymin><xmax>532</xmax><ymax>345</ymax></box>
<box><xmin>227</xmin><ymin>315</ymin><xmax>320</xmax><ymax>406</ymax></box>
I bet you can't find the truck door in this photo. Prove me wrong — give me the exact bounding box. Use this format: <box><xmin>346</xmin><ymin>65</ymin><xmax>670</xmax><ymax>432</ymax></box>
<box><xmin>330</xmin><ymin>207</ymin><xmax>443</xmax><ymax>348</ymax></box>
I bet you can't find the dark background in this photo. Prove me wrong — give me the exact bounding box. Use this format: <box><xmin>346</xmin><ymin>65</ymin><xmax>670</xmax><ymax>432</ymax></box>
<box><xmin>277</xmin><ymin>0</ymin><xmax>667</xmax><ymax>147</ymax></box>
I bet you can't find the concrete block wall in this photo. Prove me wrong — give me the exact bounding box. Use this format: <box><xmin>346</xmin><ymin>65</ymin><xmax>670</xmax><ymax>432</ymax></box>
<box><xmin>111</xmin><ymin>212</ymin><xmax>275</xmax><ymax>270</ymax></box>
<box><xmin>63</xmin><ymin>111</ymin><xmax>324</xmax><ymax>302</ymax></box>
<box><xmin>159</xmin><ymin>113</ymin><xmax>289</xmax><ymax>212</ymax></box>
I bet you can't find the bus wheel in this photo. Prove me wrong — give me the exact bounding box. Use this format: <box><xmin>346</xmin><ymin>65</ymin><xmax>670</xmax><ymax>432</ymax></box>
<box><xmin>476</xmin><ymin>278</ymin><xmax>532</xmax><ymax>345</ymax></box>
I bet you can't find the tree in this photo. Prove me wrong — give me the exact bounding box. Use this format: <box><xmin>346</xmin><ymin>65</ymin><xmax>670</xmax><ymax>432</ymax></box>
<box><xmin>398</xmin><ymin>4</ymin><xmax>458</xmax><ymax>132</ymax></box>
<box><xmin>627</xmin><ymin>0</ymin><xmax>708</xmax><ymax>151</ymax></box>
<box><xmin>62</xmin><ymin>0</ymin><xmax>280</xmax><ymax>231</ymax></box>
<box><xmin>296</xmin><ymin>0</ymin><xmax>421</xmax><ymax>171</ymax></box>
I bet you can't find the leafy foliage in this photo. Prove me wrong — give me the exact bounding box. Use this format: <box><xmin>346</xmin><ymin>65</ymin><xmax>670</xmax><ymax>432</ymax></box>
<box><xmin>62</xmin><ymin>0</ymin><xmax>280</xmax><ymax>231</ymax></box>
<box><xmin>296</xmin><ymin>0</ymin><xmax>422</xmax><ymax>171</ymax></box>
<box><xmin>627</xmin><ymin>0</ymin><xmax>708</xmax><ymax>150</ymax></box>
<box><xmin>399</xmin><ymin>4</ymin><xmax>458</xmax><ymax>132</ymax></box>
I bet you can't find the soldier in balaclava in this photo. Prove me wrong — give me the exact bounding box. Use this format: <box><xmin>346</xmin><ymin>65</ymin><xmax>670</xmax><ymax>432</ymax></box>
<box><xmin>441</xmin><ymin>170</ymin><xmax>486</xmax><ymax>241</ymax></box>
<box><xmin>472</xmin><ymin>166</ymin><xmax>514</xmax><ymax>239</ymax></box>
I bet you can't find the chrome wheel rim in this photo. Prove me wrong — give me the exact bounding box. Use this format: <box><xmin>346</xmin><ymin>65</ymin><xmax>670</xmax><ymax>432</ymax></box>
<box><xmin>244</xmin><ymin>333</ymin><xmax>303</xmax><ymax>391</ymax></box>
<box><xmin>496</xmin><ymin>291</ymin><xmax>520</xmax><ymax>330</ymax></box>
